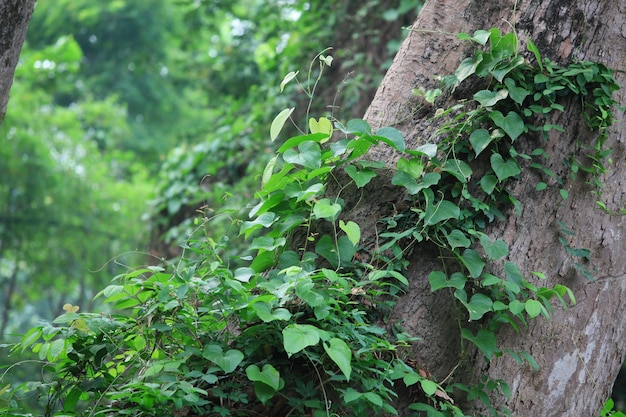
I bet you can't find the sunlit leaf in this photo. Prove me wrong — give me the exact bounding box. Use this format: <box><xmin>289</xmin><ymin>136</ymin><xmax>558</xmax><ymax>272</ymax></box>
<box><xmin>279</xmin><ymin>71</ymin><xmax>298</xmax><ymax>92</ymax></box>
<box><xmin>270</xmin><ymin>107</ymin><xmax>294</xmax><ymax>141</ymax></box>
<box><xmin>339</xmin><ymin>220</ymin><xmax>361</xmax><ymax>246</ymax></box>
<box><xmin>282</xmin><ymin>324</ymin><xmax>321</xmax><ymax>356</ymax></box>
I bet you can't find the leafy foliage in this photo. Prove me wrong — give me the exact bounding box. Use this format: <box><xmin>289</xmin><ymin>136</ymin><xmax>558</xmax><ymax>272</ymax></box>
<box><xmin>1</xmin><ymin>25</ymin><xmax>620</xmax><ymax>417</ymax></box>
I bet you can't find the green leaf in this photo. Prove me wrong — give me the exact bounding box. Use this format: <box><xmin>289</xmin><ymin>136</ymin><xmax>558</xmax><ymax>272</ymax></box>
<box><xmin>240</xmin><ymin>212</ymin><xmax>276</xmax><ymax>238</ymax></box>
<box><xmin>429</xmin><ymin>271</ymin><xmax>466</xmax><ymax>292</ymax></box>
<box><xmin>455</xmin><ymin>54</ymin><xmax>483</xmax><ymax>84</ymax></box>
<box><xmin>203</xmin><ymin>345</ymin><xmax>244</xmax><ymax>373</ymax></box>
<box><xmin>458</xmin><ymin>29</ymin><xmax>491</xmax><ymax>45</ymax></box>
<box><xmin>63</xmin><ymin>387</ymin><xmax>82</xmax><ymax>412</ymax></box>
<box><xmin>469</xmin><ymin>129</ymin><xmax>493</xmax><ymax>157</ymax></box>
<box><xmin>48</xmin><ymin>338</ymin><xmax>65</xmax><ymax>360</ymax></box>
<box><xmin>460</xmin><ymin>249</ymin><xmax>485</xmax><ymax>278</ymax></box>
<box><xmin>270</xmin><ymin>108</ymin><xmax>294</xmax><ymax>141</ymax></box>
<box><xmin>282</xmin><ymin>324</ymin><xmax>321</xmax><ymax>356</ymax></box>
<box><xmin>368</xmin><ymin>270</ymin><xmax>409</xmax><ymax>287</ymax></box>
<box><xmin>465</xmin><ymin>293</ymin><xmax>493</xmax><ymax>320</ymax></box>
<box><xmin>346</xmin><ymin>119</ymin><xmax>372</xmax><ymax>135</ymax></box>
<box><xmin>246</xmin><ymin>364</ymin><xmax>282</xmax><ymax>403</ymax></box>
<box><xmin>374</xmin><ymin>126</ymin><xmax>406</xmax><ymax>151</ymax></box>
<box><xmin>504</xmin><ymin>78</ymin><xmax>531</xmax><ymax>105</ymax></box>
<box><xmin>397</xmin><ymin>157</ymin><xmax>424</xmax><ymax>178</ymax></box>
<box><xmin>520</xmin><ymin>351</ymin><xmax>540</xmax><ymax>370</ymax></box>
<box><xmin>491</xmin><ymin>31</ymin><xmax>518</xmax><ymax>58</ymax></box>
<box><xmin>509</xmin><ymin>299</ymin><xmax>525</xmax><ymax>315</ymax></box>
<box><xmin>480</xmin><ymin>174</ymin><xmax>498</xmax><ymax>194</ymax></box>
<box><xmin>324</xmin><ymin>338</ymin><xmax>352</xmax><ymax>381</ymax></box>
<box><xmin>479</xmin><ymin>235</ymin><xmax>509</xmax><ymax>260</ymax></box>
<box><xmin>525</xmin><ymin>299</ymin><xmax>543</xmax><ymax>318</ymax></box>
<box><xmin>527</xmin><ymin>39</ymin><xmax>543</xmax><ymax>71</ymax></box>
<box><xmin>252</xmin><ymin>302</ymin><xmax>292</xmax><ymax>322</ymax></box>
<box><xmin>504</xmin><ymin>261</ymin><xmax>524</xmax><ymax>285</ymax></box>
<box><xmin>339</xmin><ymin>220</ymin><xmax>361</xmax><ymax>246</ymax></box>
<box><xmin>250</xmin><ymin>236</ymin><xmax>286</xmax><ymax>251</ymax></box>
<box><xmin>315</xmin><ymin>235</ymin><xmax>356</xmax><ymax>269</ymax></box>
<box><xmin>446</xmin><ymin>229</ymin><xmax>471</xmax><ymax>249</ymax></box>
<box><xmin>473</xmin><ymin>89</ymin><xmax>509</xmax><ymax>107</ymax></box>
<box><xmin>535</xmin><ymin>182</ymin><xmax>547</xmax><ymax>191</ymax></box>
<box><xmin>489</xmin><ymin>110</ymin><xmax>524</xmax><ymax>141</ymax></box>
<box><xmin>420</xmin><ymin>379</ymin><xmax>438</xmax><ymax>396</ymax></box>
<box><xmin>424</xmin><ymin>199</ymin><xmax>460</xmax><ymax>226</ymax></box>
<box><xmin>481</xmin><ymin>273</ymin><xmax>502</xmax><ymax>286</ymax></box>
<box><xmin>415</xmin><ymin>143</ymin><xmax>438</xmax><ymax>158</ymax></box>
<box><xmin>249</xmin><ymin>251</ymin><xmax>275</xmax><ymax>273</ymax></box>
<box><xmin>283</xmin><ymin>141</ymin><xmax>322</xmax><ymax>169</ymax></box>
<box><xmin>278</xmin><ymin>133</ymin><xmax>330</xmax><ymax>153</ymax></box>
<box><xmin>312</xmin><ymin>198</ymin><xmax>341</xmax><ymax>220</ymax></box>
<box><xmin>491</xmin><ymin>56</ymin><xmax>525</xmax><ymax>82</ymax></box>
<box><xmin>363</xmin><ymin>392</ymin><xmax>383</xmax><ymax>407</ymax></box>
<box><xmin>345</xmin><ymin>165</ymin><xmax>377</xmax><ymax>188</ymax></box>
<box><xmin>296</xmin><ymin>279</ymin><xmax>325</xmax><ymax>308</ymax></box>
<box><xmin>391</xmin><ymin>171</ymin><xmax>419</xmax><ymax>194</ymax></box>
<box><xmin>490</xmin><ymin>153</ymin><xmax>521</xmax><ymax>182</ymax></box>
<box><xmin>462</xmin><ymin>328</ymin><xmax>497</xmax><ymax>360</ymax></box>
<box><xmin>442</xmin><ymin>159</ymin><xmax>472</xmax><ymax>183</ymax></box>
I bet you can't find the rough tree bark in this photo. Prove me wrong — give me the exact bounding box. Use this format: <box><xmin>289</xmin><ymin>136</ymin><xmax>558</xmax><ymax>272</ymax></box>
<box><xmin>0</xmin><ymin>0</ymin><xmax>36</xmax><ymax>124</ymax></box>
<box><xmin>356</xmin><ymin>0</ymin><xmax>626</xmax><ymax>416</ymax></box>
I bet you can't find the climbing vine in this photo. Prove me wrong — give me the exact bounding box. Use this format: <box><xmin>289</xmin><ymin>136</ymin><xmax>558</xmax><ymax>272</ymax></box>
<box><xmin>1</xmin><ymin>29</ymin><xmax>619</xmax><ymax>417</ymax></box>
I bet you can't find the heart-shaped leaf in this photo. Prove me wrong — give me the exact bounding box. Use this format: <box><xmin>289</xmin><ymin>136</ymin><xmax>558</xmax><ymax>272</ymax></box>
<box><xmin>282</xmin><ymin>324</ymin><xmax>321</xmax><ymax>356</ymax></box>
<box><xmin>312</xmin><ymin>198</ymin><xmax>341</xmax><ymax>220</ymax></box>
<box><xmin>473</xmin><ymin>89</ymin><xmax>509</xmax><ymax>107</ymax></box>
<box><xmin>489</xmin><ymin>110</ymin><xmax>524</xmax><ymax>140</ymax></box>
<box><xmin>461</xmin><ymin>328</ymin><xmax>497</xmax><ymax>360</ymax></box>
<box><xmin>490</xmin><ymin>153</ymin><xmax>521</xmax><ymax>182</ymax></box>
<box><xmin>504</xmin><ymin>78</ymin><xmax>531</xmax><ymax>105</ymax></box>
<box><xmin>424</xmin><ymin>200</ymin><xmax>460</xmax><ymax>226</ymax></box>
<box><xmin>478</xmin><ymin>234</ymin><xmax>509</xmax><ymax>260</ymax></box>
<box><xmin>464</xmin><ymin>293</ymin><xmax>493</xmax><ymax>320</ymax></box>
<box><xmin>446</xmin><ymin>229</ymin><xmax>471</xmax><ymax>249</ymax></box>
<box><xmin>246</xmin><ymin>364</ymin><xmax>281</xmax><ymax>391</ymax></box>
<box><xmin>469</xmin><ymin>129</ymin><xmax>493</xmax><ymax>157</ymax></box>
<box><xmin>339</xmin><ymin>220</ymin><xmax>361</xmax><ymax>246</ymax></box>
<box><xmin>203</xmin><ymin>345</ymin><xmax>244</xmax><ymax>373</ymax></box>
<box><xmin>345</xmin><ymin>165</ymin><xmax>377</xmax><ymax>188</ymax></box>
<box><xmin>428</xmin><ymin>271</ymin><xmax>467</xmax><ymax>292</ymax></box>
<box><xmin>460</xmin><ymin>249</ymin><xmax>485</xmax><ymax>278</ymax></box>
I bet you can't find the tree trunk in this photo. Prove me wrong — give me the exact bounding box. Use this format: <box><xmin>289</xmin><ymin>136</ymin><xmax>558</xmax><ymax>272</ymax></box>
<box><xmin>360</xmin><ymin>0</ymin><xmax>626</xmax><ymax>415</ymax></box>
<box><xmin>0</xmin><ymin>0</ymin><xmax>36</xmax><ymax>124</ymax></box>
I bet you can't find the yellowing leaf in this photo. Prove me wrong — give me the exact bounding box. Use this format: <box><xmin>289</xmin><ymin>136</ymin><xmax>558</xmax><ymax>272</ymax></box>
<box><xmin>63</xmin><ymin>303</ymin><xmax>79</xmax><ymax>313</ymax></box>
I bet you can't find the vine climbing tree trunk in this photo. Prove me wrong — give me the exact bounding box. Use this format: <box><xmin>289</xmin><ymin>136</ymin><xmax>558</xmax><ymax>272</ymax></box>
<box><xmin>359</xmin><ymin>0</ymin><xmax>626</xmax><ymax>416</ymax></box>
<box><xmin>0</xmin><ymin>0</ymin><xmax>36</xmax><ymax>124</ymax></box>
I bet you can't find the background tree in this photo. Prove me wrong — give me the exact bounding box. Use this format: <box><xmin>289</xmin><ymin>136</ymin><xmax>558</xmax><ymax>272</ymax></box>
<box><xmin>361</xmin><ymin>0</ymin><xmax>626</xmax><ymax>415</ymax></box>
<box><xmin>0</xmin><ymin>0</ymin><xmax>35</xmax><ymax>122</ymax></box>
